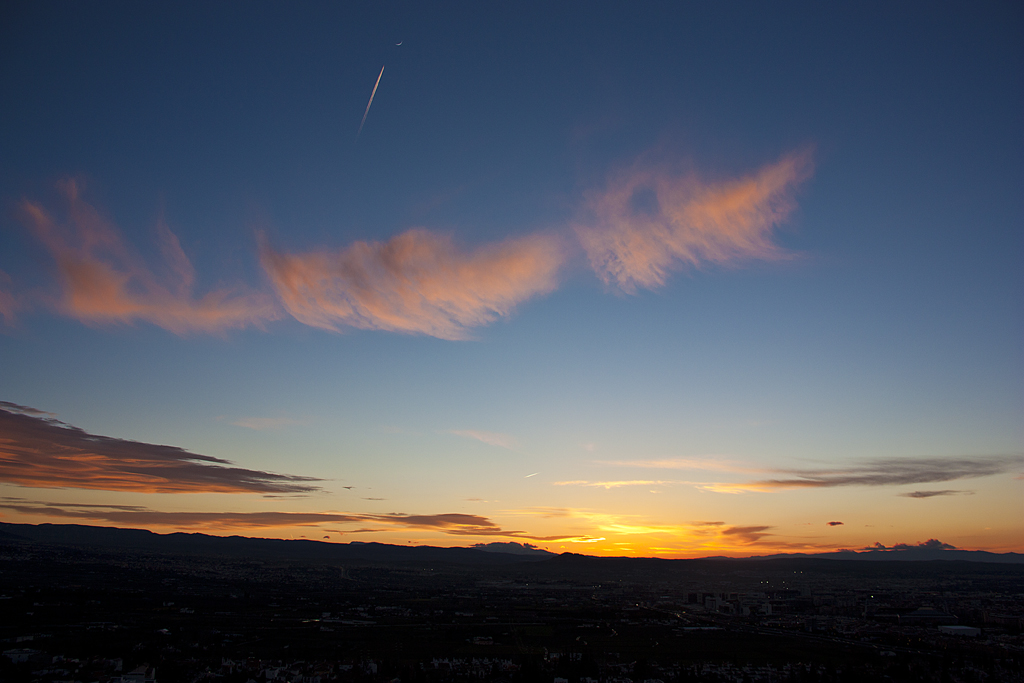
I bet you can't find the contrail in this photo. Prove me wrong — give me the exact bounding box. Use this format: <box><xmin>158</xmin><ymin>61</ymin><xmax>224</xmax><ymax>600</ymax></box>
<box><xmin>356</xmin><ymin>65</ymin><xmax>385</xmax><ymax>139</ymax></box>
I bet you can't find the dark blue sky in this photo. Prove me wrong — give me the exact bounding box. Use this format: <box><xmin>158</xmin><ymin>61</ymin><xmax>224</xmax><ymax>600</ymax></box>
<box><xmin>0</xmin><ymin>1</ymin><xmax>1021</xmax><ymax>554</ymax></box>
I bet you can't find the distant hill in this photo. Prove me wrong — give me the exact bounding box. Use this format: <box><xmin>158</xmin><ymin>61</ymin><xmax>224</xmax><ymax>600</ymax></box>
<box><xmin>0</xmin><ymin>522</ymin><xmax>552</xmax><ymax>565</ymax></box>
<box><xmin>471</xmin><ymin>541</ymin><xmax>554</xmax><ymax>556</ymax></box>
<box><xmin>740</xmin><ymin>548</ymin><xmax>1024</xmax><ymax>564</ymax></box>
<box><xmin>1</xmin><ymin>522</ymin><xmax>1020</xmax><ymax>567</ymax></box>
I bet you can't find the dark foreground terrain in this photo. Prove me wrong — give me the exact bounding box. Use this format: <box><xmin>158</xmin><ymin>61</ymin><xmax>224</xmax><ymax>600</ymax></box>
<box><xmin>2</xmin><ymin>524</ymin><xmax>1023</xmax><ymax>683</ymax></box>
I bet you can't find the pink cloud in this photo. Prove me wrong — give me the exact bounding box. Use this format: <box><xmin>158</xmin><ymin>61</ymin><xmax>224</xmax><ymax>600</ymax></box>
<box><xmin>259</xmin><ymin>229</ymin><xmax>563</xmax><ymax>340</ymax></box>
<box><xmin>21</xmin><ymin>180</ymin><xmax>278</xmax><ymax>335</ymax></box>
<box><xmin>449</xmin><ymin>430</ymin><xmax>516</xmax><ymax>449</ymax></box>
<box><xmin>575</xmin><ymin>150</ymin><xmax>813</xmax><ymax>292</ymax></box>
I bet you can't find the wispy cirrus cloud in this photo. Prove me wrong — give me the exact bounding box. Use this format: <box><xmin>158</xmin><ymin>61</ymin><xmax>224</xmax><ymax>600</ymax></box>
<box><xmin>448</xmin><ymin>430</ymin><xmax>516</xmax><ymax>449</ymax></box>
<box><xmin>230</xmin><ymin>416</ymin><xmax>313</xmax><ymax>431</ymax></box>
<box><xmin>512</xmin><ymin>506</ymin><xmax>575</xmax><ymax>518</ymax></box>
<box><xmin>0</xmin><ymin>403</ymin><xmax>321</xmax><ymax>494</ymax></box>
<box><xmin>552</xmin><ymin>480</ymin><xmax>680</xmax><ymax>489</ymax></box>
<box><xmin>597</xmin><ymin>457</ymin><xmax>758</xmax><ymax>473</ymax></box>
<box><xmin>8</xmin><ymin>151</ymin><xmax>816</xmax><ymax>340</ymax></box>
<box><xmin>259</xmin><ymin>229</ymin><xmax>563</xmax><ymax>340</ymax></box>
<box><xmin>20</xmin><ymin>181</ymin><xmax>278</xmax><ymax>334</ymax></box>
<box><xmin>705</xmin><ymin>455</ymin><xmax>1023</xmax><ymax>493</ymax></box>
<box><xmin>574</xmin><ymin>149</ymin><xmax>813</xmax><ymax>293</ymax></box>
<box><xmin>0</xmin><ymin>498</ymin><xmax>577</xmax><ymax>541</ymax></box>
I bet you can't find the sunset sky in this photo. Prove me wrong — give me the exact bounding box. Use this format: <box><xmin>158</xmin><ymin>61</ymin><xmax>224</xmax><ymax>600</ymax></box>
<box><xmin>1</xmin><ymin>2</ymin><xmax>1021</xmax><ymax>557</ymax></box>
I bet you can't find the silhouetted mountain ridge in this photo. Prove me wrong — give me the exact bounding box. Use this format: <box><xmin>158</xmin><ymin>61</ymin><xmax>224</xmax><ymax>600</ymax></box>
<box><xmin>740</xmin><ymin>547</ymin><xmax>1024</xmax><ymax>564</ymax></box>
<box><xmin>1</xmin><ymin>522</ymin><xmax>1020</xmax><ymax>566</ymax></box>
<box><xmin>0</xmin><ymin>523</ymin><xmax>549</xmax><ymax>565</ymax></box>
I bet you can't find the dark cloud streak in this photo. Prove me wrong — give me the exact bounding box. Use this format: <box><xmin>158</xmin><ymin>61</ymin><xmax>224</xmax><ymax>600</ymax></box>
<box><xmin>864</xmin><ymin>539</ymin><xmax>957</xmax><ymax>551</ymax></box>
<box><xmin>0</xmin><ymin>401</ymin><xmax>55</xmax><ymax>417</ymax></box>
<box><xmin>899</xmin><ymin>490</ymin><xmax>968</xmax><ymax>498</ymax></box>
<box><xmin>721</xmin><ymin>525</ymin><xmax>772</xmax><ymax>543</ymax></box>
<box><xmin>0</xmin><ymin>500</ymin><xmax>572</xmax><ymax>541</ymax></box>
<box><xmin>746</xmin><ymin>456</ymin><xmax>1022</xmax><ymax>490</ymax></box>
<box><xmin>0</xmin><ymin>405</ymin><xmax>322</xmax><ymax>494</ymax></box>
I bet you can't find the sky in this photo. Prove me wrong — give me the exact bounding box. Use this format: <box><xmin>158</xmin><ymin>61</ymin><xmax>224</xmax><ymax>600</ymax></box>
<box><xmin>0</xmin><ymin>1</ymin><xmax>1021</xmax><ymax>557</ymax></box>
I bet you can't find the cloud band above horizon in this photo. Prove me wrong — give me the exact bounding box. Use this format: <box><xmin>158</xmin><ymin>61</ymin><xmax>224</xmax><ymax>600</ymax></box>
<box><xmin>701</xmin><ymin>455</ymin><xmax>1023</xmax><ymax>493</ymax></box>
<box><xmin>0</xmin><ymin>403</ymin><xmax>322</xmax><ymax>494</ymax></box>
<box><xmin>0</xmin><ymin>499</ymin><xmax>579</xmax><ymax>541</ymax></box>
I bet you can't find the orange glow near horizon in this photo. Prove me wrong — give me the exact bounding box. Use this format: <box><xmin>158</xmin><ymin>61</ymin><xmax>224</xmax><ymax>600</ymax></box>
<box><xmin>6</xmin><ymin>501</ymin><xmax>1020</xmax><ymax>558</ymax></box>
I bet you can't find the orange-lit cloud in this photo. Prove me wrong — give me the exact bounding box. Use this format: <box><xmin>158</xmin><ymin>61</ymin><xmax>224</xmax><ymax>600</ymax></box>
<box><xmin>259</xmin><ymin>229</ymin><xmax>563</xmax><ymax>340</ymax></box>
<box><xmin>10</xmin><ymin>152</ymin><xmax>815</xmax><ymax>339</ymax></box>
<box><xmin>575</xmin><ymin>150</ymin><xmax>813</xmax><ymax>292</ymax></box>
<box><xmin>513</xmin><ymin>506</ymin><xmax>575</xmax><ymax>518</ymax></box>
<box><xmin>21</xmin><ymin>181</ymin><xmax>278</xmax><ymax>334</ymax></box>
<box><xmin>0</xmin><ymin>403</ymin><xmax>321</xmax><ymax>494</ymax></box>
<box><xmin>449</xmin><ymin>430</ymin><xmax>516</xmax><ymax>449</ymax></box>
<box><xmin>552</xmin><ymin>480</ymin><xmax>681</xmax><ymax>489</ymax></box>
<box><xmin>597</xmin><ymin>457</ymin><xmax>759</xmax><ymax>473</ymax></box>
